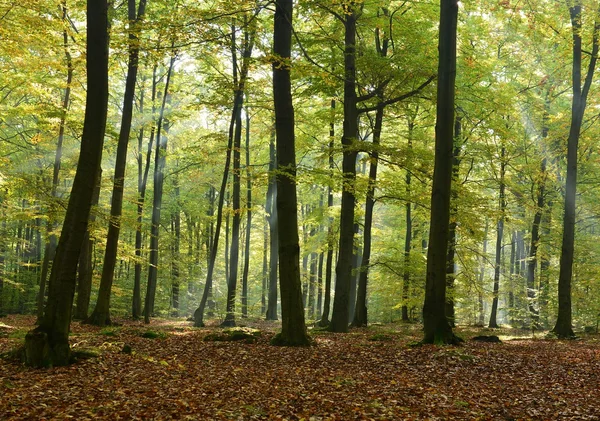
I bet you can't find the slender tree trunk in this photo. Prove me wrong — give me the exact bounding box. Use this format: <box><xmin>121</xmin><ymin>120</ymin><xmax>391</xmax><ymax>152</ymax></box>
<box><xmin>87</xmin><ymin>0</ymin><xmax>147</xmax><ymax>326</ymax></box>
<box><xmin>171</xmin><ymin>175</ymin><xmax>181</xmax><ymax>317</ymax></box>
<box><xmin>144</xmin><ymin>54</ymin><xmax>176</xmax><ymax>324</ymax></box>
<box><xmin>554</xmin><ymin>3</ymin><xmax>598</xmax><ymax>338</ymax></box>
<box><xmin>36</xmin><ymin>1</ymin><xmax>73</xmax><ymax>322</ymax></box>
<box><xmin>133</xmin><ymin>69</ymin><xmax>156</xmax><ymax>320</ymax></box>
<box><xmin>445</xmin><ymin>116</ymin><xmax>462</xmax><ymax>327</ymax></box>
<box><xmin>241</xmin><ymin>105</ymin><xmax>252</xmax><ymax>319</ymax></box>
<box><xmin>352</xmin><ymin>100</ymin><xmax>383</xmax><ymax>327</ymax></box>
<box><xmin>318</xmin><ymin>100</ymin><xmax>335</xmax><ymax>327</ymax></box>
<box><xmin>265</xmin><ymin>130</ymin><xmax>279</xmax><ymax>321</ymax></box>
<box><xmin>194</xmin><ymin>32</ymin><xmax>254</xmax><ymax>327</ymax></box>
<box><xmin>402</xmin><ymin>116</ymin><xmax>415</xmax><ymax>322</ymax></box>
<box><xmin>422</xmin><ymin>0</ymin><xmax>460</xmax><ymax>345</ymax></box>
<box><xmin>330</xmin><ymin>7</ymin><xmax>360</xmax><ymax>333</ymax></box>
<box><xmin>261</xmin><ymin>216</ymin><xmax>268</xmax><ymax>316</ymax></box>
<box><xmin>24</xmin><ymin>0</ymin><xmax>109</xmax><ymax>367</ymax></box>
<box><xmin>489</xmin><ymin>146</ymin><xmax>506</xmax><ymax>328</ymax></box>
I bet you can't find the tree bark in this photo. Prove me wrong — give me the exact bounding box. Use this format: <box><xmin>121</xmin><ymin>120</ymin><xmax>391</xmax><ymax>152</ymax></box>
<box><xmin>422</xmin><ymin>0</ymin><xmax>461</xmax><ymax>345</ymax></box>
<box><xmin>24</xmin><ymin>0</ymin><xmax>109</xmax><ymax>367</ymax></box>
<box><xmin>265</xmin><ymin>128</ymin><xmax>279</xmax><ymax>321</ymax></box>
<box><xmin>271</xmin><ymin>0</ymin><xmax>310</xmax><ymax>346</ymax></box>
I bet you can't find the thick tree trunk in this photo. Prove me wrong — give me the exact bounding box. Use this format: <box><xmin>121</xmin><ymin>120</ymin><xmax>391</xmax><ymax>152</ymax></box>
<box><xmin>554</xmin><ymin>4</ymin><xmax>598</xmax><ymax>339</ymax></box>
<box><xmin>144</xmin><ymin>55</ymin><xmax>175</xmax><ymax>324</ymax></box>
<box><xmin>24</xmin><ymin>0</ymin><xmax>109</xmax><ymax>367</ymax></box>
<box><xmin>271</xmin><ymin>0</ymin><xmax>310</xmax><ymax>346</ymax></box>
<box><xmin>489</xmin><ymin>146</ymin><xmax>506</xmax><ymax>328</ymax></box>
<box><xmin>422</xmin><ymin>0</ymin><xmax>461</xmax><ymax>345</ymax></box>
<box><xmin>87</xmin><ymin>0</ymin><xmax>147</xmax><ymax>326</ymax></box>
<box><xmin>330</xmin><ymin>8</ymin><xmax>359</xmax><ymax>333</ymax></box>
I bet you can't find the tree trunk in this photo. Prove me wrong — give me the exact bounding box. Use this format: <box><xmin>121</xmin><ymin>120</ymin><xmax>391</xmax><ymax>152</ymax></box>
<box><xmin>24</xmin><ymin>0</ymin><xmax>109</xmax><ymax>367</ymax></box>
<box><xmin>144</xmin><ymin>54</ymin><xmax>176</xmax><ymax>324</ymax></box>
<box><xmin>330</xmin><ymin>7</ymin><xmax>359</xmax><ymax>333</ymax></box>
<box><xmin>241</xmin><ymin>104</ymin><xmax>252</xmax><ymax>319</ymax></box>
<box><xmin>554</xmin><ymin>3</ymin><xmax>598</xmax><ymax>339</ymax></box>
<box><xmin>271</xmin><ymin>0</ymin><xmax>310</xmax><ymax>346</ymax></box>
<box><xmin>171</xmin><ymin>176</ymin><xmax>181</xmax><ymax>317</ymax></box>
<box><xmin>445</xmin><ymin>116</ymin><xmax>462</xmax><ymax>327</ymax></box>
<box><xmin>87</xmin><ymin>0</ymin><xmax>147</xmax><ymax>326</ymax></box>
<box><xmin>133</xmin><ymin>68</ymin><xmax>156</xmax><ymax>321</ymax></box>
<box><xmin>318</xmin><ymin>101</ymin><xmax>335</xmax><ymax>327</ymax></box>
<box><xmin>402</xmin><ymin>116</ymin><xmax>415</xmax><ymax>322</ymax></box>
<box><xmin>422</xmin><ymin>0</ymin><xmax>460</xmax><ymax>345</ymax></box>
<box><xmin>489</xmin><ymin>146</ymin><xmax>506</xmax><ymax>328</ymax></box>
<box><xmin>352</xmin><ymin>101</ymin><xmax>383</xmax><ymax>327</ymax></box>
<box><xmin>73</xmin><ymin>171</ymin><xmax>101</xmax><ymax>320</ymax></box>
<box><xmin>265</xmin><ymin>130</ymin><xmax>279</xmax><ymax>321</ymax></box>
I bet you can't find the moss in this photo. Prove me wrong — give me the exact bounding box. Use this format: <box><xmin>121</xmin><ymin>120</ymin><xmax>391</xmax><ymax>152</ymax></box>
<box><xmin>368</xmin><ymin>333</ymin><xmax>393</xmax><ymax>342</ymax></box>
<box><xmin>141</xmin><ymin>330</ymin><xmax>167</xmax><ymax>339</ymax></box>
<box><xmin>204</xmin><ymin>327</ymin><xmax>262</xmax><ymax>343</ymax></box>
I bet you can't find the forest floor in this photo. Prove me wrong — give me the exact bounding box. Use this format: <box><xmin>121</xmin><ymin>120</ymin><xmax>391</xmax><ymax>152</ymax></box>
<box><xmin>1</xmin><ymin>315</ymin><xmax>600</xmax><ymax>420</ymax></box>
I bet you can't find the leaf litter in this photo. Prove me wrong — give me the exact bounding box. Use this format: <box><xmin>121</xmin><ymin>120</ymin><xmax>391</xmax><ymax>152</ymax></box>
<box><xmin>1</xmin><ymin>315</ymin><xmax>600</xmax><ymax>420</ymax></box>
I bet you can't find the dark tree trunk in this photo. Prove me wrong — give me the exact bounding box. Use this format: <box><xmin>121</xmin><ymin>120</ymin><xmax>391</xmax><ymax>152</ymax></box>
<box><xmin>73</xmin><ymin>171</ymin><xmax>101</xmax><ymax>320</ymax></box>
<box><xmin>241</xmin><ymin>105</ymin><xmax>252</xmax><ymax>319</ymax></box>
<box><xmin>554</xmin><ymin>3</ymin><xmax>598</xmax><ymax>339</ymax></box>
<box><xmin>87</xmin><ymin>0</ymin><xmax>147</xmax><ymax>326</ymax></box>
<box><xmin>144</xmin><ymin>55</ymin><xmax>175</xmax><ymax>324</ymax></box>
<box><xmin>422</xmin><ymin>0</ymin><xmax>460</xmax><ymax>345</ymax></box>
<box><xmin>24</xmin><ymin>0</ymin><xmax>109</xmax><ymax>367</ymax></box>
<box><xmin>265</xmin><ymin>131</ymin><xmax>279</xmax><ymax>321</ymax></box>
<box><xmin>271</xmin><ymin>0</ymin><xmax>310</xmax><ymax>346</ymax></box>
<box><xmin>308</xmin><ymin>251</ymin><xmax>317</xmax><ymax>319</ymax></box>
<box><xmin>489</xmin><ymin>146</ymin><xmax>506</xmax><ymax>328</ymax></box>
<box><xmin>330</xmin><ymin>7</ymin><xmax>359</xmax><ymax>333</ymax></box>
<box><xmin>318</xmin><ymin>102</ymin><xmax>335</xmax><ymax>327</ymax></box>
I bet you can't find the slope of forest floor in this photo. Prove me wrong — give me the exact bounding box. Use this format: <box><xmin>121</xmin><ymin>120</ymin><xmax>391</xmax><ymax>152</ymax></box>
<box><xmin>1</xmin><ymin>315</ymin><xmax>600</xmax><ymax>420</ymax></box>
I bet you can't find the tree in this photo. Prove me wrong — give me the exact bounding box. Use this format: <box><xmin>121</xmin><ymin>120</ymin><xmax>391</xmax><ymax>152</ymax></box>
<box><xmin>270</xmin><ymin>0</ymin><xmax>311</xmax><ymax>346</ymax></box>
<box><xmin>86</xmin><ymin>0</ymin><xmax>147</xmax><ymax>326</ymax></box>
<box><xmin>422</xmin><ymin>0</ymin><xmax>461</xmax><ymax>345</ymax></box>
<box><xmin>23</xmin><ymin>0</ymin><xmax>109</xmax><ymax>367</ymax></box>
<box><xmin>553</xmin><ymin>1</ymin><xmax>599</xmax><ymax>339</ymax></box>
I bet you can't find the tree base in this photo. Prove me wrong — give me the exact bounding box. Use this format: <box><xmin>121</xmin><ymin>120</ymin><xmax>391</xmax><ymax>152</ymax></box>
<box><xmin>220</xmin><ymin>318</ymin><xmax>236</xmax><ymax>328</ymax></box>
<box><xmin>317</xmin><ymin>318</ymin><xmax>329</xmax><ymax>328</ymax></box>
<box><xmin>23</xmin><ymin>329</ymin><xmax>70</xmax><ymax>368</ymax></box>
<box><xmin>270</xmin><ymin>332</ymin><xmax>312</xmax><ymax>347</ymax></box>
<box><xmin>83</xmin><ymin>311</ymin><xmax>113</xmax><ymax>327</ymax></box>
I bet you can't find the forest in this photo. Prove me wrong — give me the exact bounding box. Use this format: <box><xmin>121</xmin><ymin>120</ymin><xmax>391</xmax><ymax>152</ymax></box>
<box><xmin>2</xmin><ymin>0</ymin><xmax>600</xmax><ymax>418</ymax></box>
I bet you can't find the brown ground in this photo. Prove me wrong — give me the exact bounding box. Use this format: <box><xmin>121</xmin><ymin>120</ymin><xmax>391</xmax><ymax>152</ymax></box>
<box><xmin>1</xmin><ymin>315</ymin><xmax>599</xmax><ymax>420</ymax></box>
